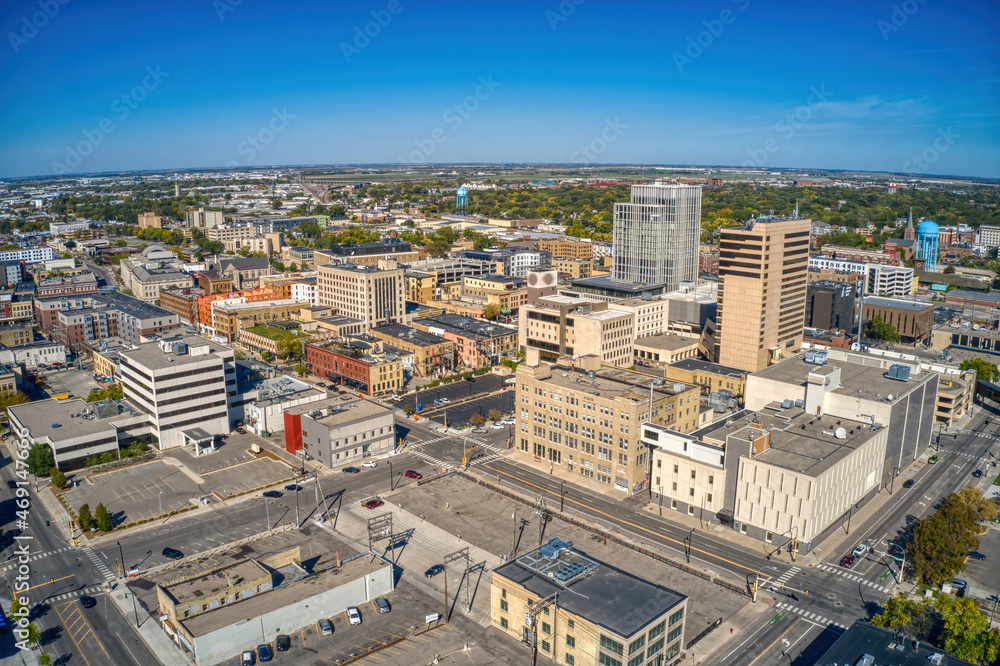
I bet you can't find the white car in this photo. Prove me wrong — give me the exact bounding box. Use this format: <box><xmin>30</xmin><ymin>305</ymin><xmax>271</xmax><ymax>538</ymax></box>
<box><xmin>491</xmin><ymin>423</ymin><xmax>505</xmax><ymax>429</ymax></box>
<box><xmin>347</xmin><ymin>606</ymin><xmax>362</xmax><ymax>625</ymax></box>
<box><xmin>361</xmin><ymin>460</ymin><xmax>377</xmax><ymax>468</ymax></box>
<box><xmin>852</xmin><ymin>544</ymin><xmax>868</xmax><ymax>558</ymax></box>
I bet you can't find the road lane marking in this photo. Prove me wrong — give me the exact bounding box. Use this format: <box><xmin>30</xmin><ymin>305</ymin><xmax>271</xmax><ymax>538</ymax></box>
<box><xmin>746</xmin><ymin>618</ymin><xmax>800</xmax><ymax>666</ymax></box>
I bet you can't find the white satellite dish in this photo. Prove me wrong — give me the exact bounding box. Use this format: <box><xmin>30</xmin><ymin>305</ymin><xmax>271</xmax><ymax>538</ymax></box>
<box><xmin>834</xmin><ymin>427</ymin><xmax>847</xmax><ymax>440</ymax></box>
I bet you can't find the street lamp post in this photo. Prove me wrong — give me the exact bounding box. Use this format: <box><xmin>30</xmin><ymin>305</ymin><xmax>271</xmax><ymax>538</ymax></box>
<box><xmin>751</xmin><ymin>565</ymin><xmax>778</xmax><ymax>603</ymax></box>
<box><xmin>158</xmin><ymin>491</ymin><xmax>163</xmax><ymax>523</ymax></box>
<box><xmin>264</xmin><ymin>496</ymin><xmax>271</xmax><ymax>531</ymax></box>
<box><xmin>388</xmin><ymin>461</ymin><xmax>394</xmax><ymax>493</ymax></box>
<box><xmin>117</xmin><ymin>540</ymin><xmax>125</xmax><ymax>579</ymax></box>
<box><xmin>885</xmin><ymin>542</ymin><xmax>905</xmax><ymax>584</ymax></box>
<box><xmin>559</xmin><ymin>481</ymin><xmax>565</xmax><ymax>513</ymax></box>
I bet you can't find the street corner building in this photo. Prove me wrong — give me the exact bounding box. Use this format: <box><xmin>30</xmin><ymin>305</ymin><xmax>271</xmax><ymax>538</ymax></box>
<box><xmin>491</xmin><ymin>537</ymin><xmax>688</xmax><ymax>666</ymax></box>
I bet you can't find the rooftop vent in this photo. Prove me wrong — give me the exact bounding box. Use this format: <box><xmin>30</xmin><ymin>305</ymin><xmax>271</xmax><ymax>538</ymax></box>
<box><xmin>885</xmin><ymin>364</ymin><xmax>911</xmax><ymax>382</ymax></box>
<box><xmin>804</xmin><ymin>349</ymin><xmax>828</xmax><ymax>365</ymax></box>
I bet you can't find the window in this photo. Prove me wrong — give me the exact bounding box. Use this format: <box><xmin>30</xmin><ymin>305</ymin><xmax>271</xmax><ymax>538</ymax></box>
<box><xmin>566</xmin><ymin>635</ymin><xmax>576</xmax><ymax>647</ymax></box>
<box><xmin>647</xmin><ymin>637</ymin><xmax>665</xmax><ymax>658</ymax></box>
<box><xmin>673</xmin><ymin>464</ymin><xmax>678</xmax><ymax>473</ymax></box>
<box><xmin>598</xmin><ymin>655</ymin><xmax>622</xmax><ymax>666</ymax></box>
<box><xmin>500</xmin><ymin>617</ymin><xmax>508</xmax><ymax>629</ymax></box>
<box><xmin>628</xmin><ymin>635</ymin><xmax>646</xmax><ymax>655</ymax></box>
<box><xmin>600</xmin><ymin>636</ymin><xmax>624</xmax><ymax>656</ymax></box>
<box><xmin>668</xmin><ymin>626</ymin><xmax>682</xmax><ymax>643</ymax></box>
<box><xmin>565</xmin><ymin>656</ymin><xmax>575</xmax><ymax>666</ymax></box>
<box><xmin>541</xmin><ymin>640</ymin><xmax>551</xmax><ymax>653</ymax></box>
<box><xmin>542</xmin><ymin>622</ymin><xmax>551</xmax><ymax>635</ymax></box>
<box><xmin>649</xmin><ymin>620</ymin><xmax>666</xmax><ymax>640</ymax></box>
<box><xmin>669</xmin><ymin>609</ymin><xmax>684</xmax><ymax>626</ymax></box>
<box><xmin>502</xmin><ymin>589</ymin><xmax>507</xmax><ymax>599</ymax></box>
<box><xmin>567</xmin><ymin>619</ymin><xmax>575</xmax><ymax>629</ymax></box>
<box><xmin>628</xmin><ymin>655</ymin><xmax>644</xmax><ymax>666</ymax></box>
<box><xmin>500</xmin><ymin>600</ymin><xmax>508</xmax><ymax>612</ymax></box>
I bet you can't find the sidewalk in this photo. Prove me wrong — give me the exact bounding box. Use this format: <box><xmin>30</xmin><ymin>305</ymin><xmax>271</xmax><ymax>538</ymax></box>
<box><xmin>687</xmin><ymin>601</ymin><xmax>773</xmax><ymax>666</ymax></box>
<box><xmin>106</xmin><ymin>580</ymin><xmax>189</xmax><ymax>666</ymax></box>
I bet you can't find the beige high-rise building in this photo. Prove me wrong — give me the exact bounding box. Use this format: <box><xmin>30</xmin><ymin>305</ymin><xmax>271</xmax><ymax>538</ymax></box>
<box><xmin>186</xmin><ymin>208</ymin><xmax>224</xmax><ymax>229</ymax></box>
<box><xmin>137</xmin><ymin>212</ymin><xmax>163</xmax><ymax>229</ymax></box>
<box><xmin>520</xmin><ymin>295</ymin><xmax>634</xmax><ymax>367</ymax></box>
<box><xmin>317</xmin><ymin>260</ymin><xmax>405</xmax><ymax>328</ymax></box>
<box><xmin>716</xmin><ymin>216</ymin><xmax>810</xmax><ymax>372</ymax></box>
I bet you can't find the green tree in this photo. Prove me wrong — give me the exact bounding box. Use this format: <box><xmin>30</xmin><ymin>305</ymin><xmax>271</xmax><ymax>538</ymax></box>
<box><xmin>26</xmin><ymin>444</ymin><xmax>55</xmax><ymax>476</ymax></box>
<box><xmin>959</xmin><ymin>357</ymin><xmax>999</xmax><ymax>382</ymax></box>
<box><xmin>9</xmin><ymin>597</ymin><xmax>23</xmax><ymax>617</ymax></box>
<box><xmin>293</xmin><ymin>363</ymin><xmax>308</xmax><ymax>377</ymax></box>
<box><xmin>0</xmin><ymin>388</ymin><xmax>30</xmax><ymax>415</ymax></box>
<box><xmin>49</xmin><ymin>466</ymin><xmax>66</xmax><ymax>489</ymax></box>
<box><xmin>868</xmin><ymin>316</ymin><xmax>901</xmax><ymax>343</ymax></box>
<box><xmin>64</xmin><ymin>240</ymin><xmax>76</xmax><ymax>249</ymax></box>
<box><xmin>261</xmin><ymin>350</ymin><xmax>272</xmax><ymax>362</ymax></box>
<box><xmin>483</xmin><ymin>303</ymin><xmax>501</xmax><ymax>320</ymax></box>
<box><xmin>95</xmin><ymin>503</ymin><xmax>112</xmax><ymax>532</ymax></box>
<box><xmin>37</xmin><ymin>652</ymin><xmax>52</xmax><ymax>666</ymax></box>
<box><xmin>22</xmin><ymin>622</ymin><xmax>40</xmax><ymax>648</ymax></box>
<box><xmin>872</xmin><ymin>595</ymin><xmax>934</xmax><ymax>637</ymax></box>
<box><xmin>910</xmin><ymin>487</ymin><xmax>997</xmax><ymax>584</ymax></box>
<box><xmin>403</xmin><ymin>404</ymin><xmax>413</xmax><ymax>415</ymax></box>
<box><xmin>470</xmin><ymin>413</ymin><xmax>485</xmax><ymax>426</ymax></box>
<box><xmin>87</xmin><ymin>383</ymin><xmax>124</xmax><ymax>402</ymax></box>
<box><xmin>936</xmin><ymin>595</ymin><xmax>1000</xmax><ymax>663</ymax></box>
<box><xmin>78</xmin><ymin>504</ymin><xmax>93</xmax><ymax>531</ymax></box>
<box><xmin>488</xmin><ymin>408</ymin><xmax>501</xmax><ymax>421</ymax></box>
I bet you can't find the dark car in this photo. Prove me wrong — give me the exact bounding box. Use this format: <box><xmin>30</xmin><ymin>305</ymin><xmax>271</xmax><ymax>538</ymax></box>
<box><xmin>284</xmin><ymin>484</ymin><xmax>302</xmax><ymax>492</ymax></box>
<box><xmin>79</xmin><ymin>596</ymin><xmax>96</xmax><ymax>608</ymax></box>
<box><xmin>969</xmin><ymin>552</ymin><xmax>986</xmax><ymax>561</ymax></box>
<box><xmin>343</xmin><ymin>467</ymin><xmax>361</xmax><ymax>474</ymax></box>
<box><xmin>6</xmin><ymin>480</ymin><xmax>16</xmax><ymax>490</ymax></box>
<box><xmin>275</xmin><ymin>635</ymin><xmax>291</xmax><ymax>652</ymax></box>
<box><xmin>972</xmin><ymin>469</ymin><xmax>983</xmax><ymax>478</ymax></box>
<box><xmin>263</xmin><ymin>491</ymin><xmax>282</xmax><ymax>498</ymax></box>
<box><xmin>364</xmin><ymin>499</ymin><xmax>384</xmax><ymax>509</ymax></box>
<box><xmin>840</xmin><ymin>555</ymin><xmax>855</xmax><ymax>568</ymax></box>
<box><xmin>404</xmin><ymin>470</ymin><xmax>422</xmax><ymax>479</ymax></box>
<box><xmin>425</xmin><ymin>564</ymin><xmax>444</xmax><ymax>578</ymax></box>
<box><xmin>162</xmin><ymin>547</ymin><xmax>184</xmax><ymax>560</ymax></box>
<box><xmin>257</xmin><ymin>644</ymin><xmax>272</xmax><ymax>662</ymax></box>
<box><xmin>902</xmin><ymin>479</ymin><xmax>914</xmax><ymax>489</ymax></box>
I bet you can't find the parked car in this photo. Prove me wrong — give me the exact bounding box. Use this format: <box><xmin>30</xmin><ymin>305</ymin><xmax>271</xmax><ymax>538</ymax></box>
<box><xmin>79</xmin><ymin>596</ymin><xmax>96</xmax><ymax>608</ymax></box>
<box><xmin>364</xmin><ymin>499</ymin><xmax>384</xmax><ymax>509</ymax></box>
<box><xmin>425</xmin><ymin>564</ymin><xmax>444</xmax><ymax>578</ymax></box>
<box><xmin>284</xmin><ymin>484</ymin><xmax>302</xmax><ymax>492</ymax></box>
<box><xmin>404</xmin><ymin>470</ymin><xmax>422</xmax><ymax>479</ymax></box>
<box><xmin>491</xmin><ymin>423</ymin><xmax>505</xmax><ymax>429</ymax></box>
<box><xmin>241</xmin><ymin>650</ymin><xmax>255</xmax><ymax>666</ymax></box>
<box><xmin>343</xmin><ymin>467</ymin><xmax>360</xmax><ymax>474</ymax></box>
<box><xmin>373</xmin><ymin>597</ymin><xmax>391</xmax><ymax>613</ymax></box>
<box><xmin>952</xmin><ymin>579</ymin><xmax>968</xmax><ymax>595</ymax></box>
<box><xmin>361</xmin><ymin>460</ymin><xmax>377</xmax><ymax>468</ymax></box>
<box><xmin>257</xmin><ymin>644</ymin><xmax>272</xmax><ymax>662</ymax></box>
<box><xmin>969</xmin><ymin>552</ymin><xmax>986</xmax><ymax>561</ymax></box>
<box><xmin>318</xmin><ymin>618</ymin><xmax>333</xmax><ymax>635</ymax></box>
<box><xmin>316</xmin><ymin>382</ymin><xmax>327</xmax><ymax>388</ymax></box>
<box><xmin>275</xmin><ymin>635</ymin><xmax>290</xmax><ymax>652</ymax></box>
<box><xmin>162</xmin><ymin>547</ymin><xmax>184</xmax><ymax>560</ymax></box>
<box><xmin>902</xmin><ymin>479</ymin><xmax>914</xmax><ymax>488</ymax></box>
<box><xmin>852</xmin><ymin>544</ymin><xmax>869</xmax><ymax>558</ymax></box>
<box><xmin>840</xmin><ymin>555</ymin><xmax>855</xmax><ymax>568</ymax></box>
<box><xmin>263</xmin><ymin>491</ymin><xmax>282</xmax><ymax>498</ymax></box>
<box><xmin>347</xmin><ymin>607</ymin><xmax>362</xmax><ymax>625</ymax></box>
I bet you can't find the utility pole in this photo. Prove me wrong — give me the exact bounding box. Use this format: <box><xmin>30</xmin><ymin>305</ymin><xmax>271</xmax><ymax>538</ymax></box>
<box><xmin>510</xmin><ymin>510</ymin><xmax>517</xmax><ymax>559</ymax></box>
<box><xmin>526</xmin><ymin>593</ymin><xmax>559</xmax><ymax>666</ymax></box>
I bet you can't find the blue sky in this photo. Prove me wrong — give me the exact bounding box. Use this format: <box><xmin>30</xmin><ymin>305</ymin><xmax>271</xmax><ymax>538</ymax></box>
<box><xmin>1</xmin><ymin>0</ymin><xmax>998</xmax><ymax>178</ymax></box>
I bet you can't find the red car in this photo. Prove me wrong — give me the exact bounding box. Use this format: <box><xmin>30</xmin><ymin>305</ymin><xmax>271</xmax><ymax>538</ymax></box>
<box><xmin>840</xmin><ymin>555</ymin><xmax>855</xmax><ymax>568</ymax></box>
<box><xmin>404</xmin><ymin>470</ymin><xmax>422</xmax><ymax>479</ymax></box>
<box><xmin>364</xmin><ymin>499</ymin><xmax>384</xmax><ymax>509</ymax></box>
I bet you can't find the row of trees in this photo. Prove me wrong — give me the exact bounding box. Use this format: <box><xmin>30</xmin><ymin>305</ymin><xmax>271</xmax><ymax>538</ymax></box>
<box><xmin>874</xmin><ymin>594</ymin><xmax>1000</xmax><ymax>663</ymax></box>
<box><xmin>77</xmin><ymin>502</ymin><xmax>113</xmax><ymax>532</ymax></box>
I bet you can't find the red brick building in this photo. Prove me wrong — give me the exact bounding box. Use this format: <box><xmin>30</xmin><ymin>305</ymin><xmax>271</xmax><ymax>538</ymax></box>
<box><xmin>699</xmin><ymin>250</ymin><xmax>719</xmax><ymax>275</ymax></box>
<box><xmin>36</xmin><ymin>274</ymin><xmax>99</xmax><ymax>298</ymax></box>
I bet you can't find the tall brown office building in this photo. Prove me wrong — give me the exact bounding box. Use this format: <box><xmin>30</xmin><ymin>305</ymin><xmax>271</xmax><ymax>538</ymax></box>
<box><xmin>716</xmin><ymin>216</ymin><xmax>811</xmax><ymax>372</ymax></box>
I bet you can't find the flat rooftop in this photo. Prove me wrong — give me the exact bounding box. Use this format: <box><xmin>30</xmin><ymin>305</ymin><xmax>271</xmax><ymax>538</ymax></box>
<box><xmin>696</xmin><ymin>404</ymin><xmax>881</xmax><ymax>477</ymax></box>
<box><xmin>312</xmin><ymin>398</ymin><xmax>392</xmax><ymax>427</ymax></box>
<box><xmin>420</xmin><ymin>314</ymin><xmax>515</xmax><ymax>339</ymax></box>
<box><xmin>372</xmin><ymin>324</ymin><xmax>447</xmax><ymax>347</ymax></box>
<box><xmin>536</xmin><ymin>363</ymin><xmax>695</xmax><ymax>401</ymax></box>
<box><xmin>946</xmin><ymin>289</ymin><xmax>1000</xmax><ymax>303</ymax></box>
<box><xmin>668</xmin><ymin>358</ymin><xmax>745</xmax><ymax>378</ymax></box>
<box><xmin>494</xmin><ymin>541</ymin><xmax>685</xmax><ymax>639</ymax></box>
<box><xmin>9</xmin><ymin>398</ymin><xmax>117</xmax><ymax>441</ymax></box>
<box><xmin>864</xmin><ymin>296</ymin><xmax>934</xmax><ymax>312</ymax></box>
<box><xmin>120</xmin><ymin>334</ymin><xmax>229</xmax><ymax>371</ymax></box>
<box><xmin>753</xmin><ymin>354</ymin><xmax>935</xmax><ymax>403</ymax></box>
<box><xmin>634</xmin><ymin>333</ymin><xmax>700</xmax><ymax>351</ymax></box>
<box><xmin>213</xmin><ymin>298</ymin><xmax>303</xmax><ymax>312</ymax></box>
<box><xmin>816</xmin><ymin>621</ymin><xmax>970</xmax><ymax>666</ymax></box>
<box><xmin>284</xmin><ymin>393</ymin><xmax>363</xmax><ymax>417</ymax></box>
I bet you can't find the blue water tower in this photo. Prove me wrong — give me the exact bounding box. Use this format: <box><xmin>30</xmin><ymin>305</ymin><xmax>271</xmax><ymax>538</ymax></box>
<box><xmin>456</xmin><ymin>187</ymin><xmax>469</xmax><ymax>216</ymax></box>
<box><xmin>916</xmin><ymin>219</ymin><xmax>939</xmax><ymax>271</ymax></box>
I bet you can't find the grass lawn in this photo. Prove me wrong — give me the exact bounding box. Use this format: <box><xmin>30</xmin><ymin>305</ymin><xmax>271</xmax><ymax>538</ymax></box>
<box><xmin>245</xmin><ymin>324</ymin><xmax>305</xmax><ymax>342</ymax></box>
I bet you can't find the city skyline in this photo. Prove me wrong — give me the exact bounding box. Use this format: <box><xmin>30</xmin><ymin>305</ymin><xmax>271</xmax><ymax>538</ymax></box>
<box><xmin>0</xmin><ymin>0</ymin><xmax>998</xmax><ymax>179</ymax></box>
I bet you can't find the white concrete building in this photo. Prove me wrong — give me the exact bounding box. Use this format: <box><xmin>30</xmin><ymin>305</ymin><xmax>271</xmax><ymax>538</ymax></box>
<box><xmin>186</xmin><ymin>208</ymin><xmax>224</xmax><ymax>229</ymax></box>
<box><xmin>0</xmin><ymin>247</ymin><xmax>53</xmax><ymax>264</ymax></box>
<box><xmin>290</xmin><ymin>281</ymin><xmax>318</xmax><ymax>305</ymax></box>
<box><xmin>978</xmin><ymin>225</ymin><xmax>1000</xmax><ymax>249</ymax></box>
<box><xmin>807</xmin><ymin>255</ymin><xmax>866</xmax><ymax>275</ymax></box>
<box><xmin>244</xmin><ymin>376</ymin><xmax>327</xmax><ymax>436</ymax></box>
<box><xmin>49</xmin><ymin>221</ymin><xmax>92</xmax><ymax>235</ymax></box>
<box><xmin>865</xmin><ymin>263</ymin><xmax>914</xmax><ymax>297</ymax></box>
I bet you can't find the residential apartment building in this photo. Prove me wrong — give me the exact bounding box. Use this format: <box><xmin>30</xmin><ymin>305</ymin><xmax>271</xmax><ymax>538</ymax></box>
<box><xmin>865</xmin><ymin>263</ymin><xmax>915</xmax><ymax>297</ymax></box>
<box><xmin>138</xmin><ymin>212</ymin><xmax>163</xmax><ymax>229</ymax></box>
<box><xmin>520</xmin><ymin>295</ymin><xmax>635</xmax><ymax>368</ymax></box>
<box><xmin>0</xmin><ymin>323</ymin><xmax>33</xmax><ymax>347</ymax></box>
<box><xmin>405</xmin><ymin>270</ymin><xmax>436</xmax><ymax>303</ymax></box>
<box><xmin>515</xmin><ymin>354</ymin><xmax>700</xmax><ymax>495</ymax></box>
<box><xmin>553</xmin><ymin>257</ymin><xmax>592</xmax><ymax>279</ymax></box>
<box><xmin>979</xmin><ymin>225</ymin><xmax>1000</xmax><ymax>249</ymax></box>
<box><xmin>206</xmin><ymin>226</ymin><xmax>253</xmax><ymax>244</ymax></box>
<box><xmin>0</xmin><ymin>260</ymin><xmax>25</xmax><ymax>286</ymax></box>
<box><xmin>0</xmin><ymin>247</ymin><xmax>53</xmax><ymax>264</ymax></box>
<box><xmin>491</xmin><ymin>538</ymin><xmax>688</xmax><ymax>666</ymax></box>
<box><xmin>612</xmin><ymin>182</ymin><xmax>701</xmax><ymax>290</ymax></box>
<box><xmin>305</xmin><ymin>337</ymin><xmax>404</xmax><ymax>397</ymax></box>
<box><xmin>862</xmin><ymin>297</ymin><xmax>934</xmax><ymax>344</ymax></box>
<box><xmin>412</xmin><ymin>313</ymin><xmax>518</xmax><ymax>369</ymax></box>
<box><xmin>643</xmin><ymin>404</ymin><xmax>889</xmax><ymax>551</ymax></box>
<box><xmin>55</xmin><ymin>295</ymin><xmax>181</xmax><ymax>348</ymax></box>
<box><xmin>36</xmin><ymin>273</ymin><xmax>99</xmax><ymax>299</ymax></box>
<box><xmin>538</xmin><ymin>237</ymin><xmax>594</xmax><ymax>261</ymax></box>
<box><xmin>818</xmin><ymin>245</ymin><xmax>900</xmax><ymax>266</ymax></box>
<box><xmin>370</xmin><ymin>324</ymin><xmax>454</xmax><ymax>378</ymax></box>
<box><xmin>459</xmin><ymin>275</ymin><xmax>528</xmax><ymax>316</ymax></box>
<box><xmin>716</xmin><ymin>216</ymin><xmax>811</xmax><ymax>372</ymax></box>
<box><xmin>119</xmin><ymin>335</ymin><xmax>237</xmax><ymax>450</ymax></box>
<box><xmin>284</xmin><ymin>396</ymin><xmax>394</xmax><ymax>466</ymax></box>
<box><xmin>317</xmin><ymin>261</ymin><xmax>405</xmax><ymax>328</ymax></box>
<box><xmin>158</xmin><ymin>287</ymin><xmax>202</xmax><ymax>325</ymax></box>
<box><xmin>186</xmin><ymin>208</ymin><xmax>224</xmax><ymax>229</ymax></box>
<box><xmin>805</xmin><ymin>281</ymin><xmax>855</xmax><ymax>331</ymax></box>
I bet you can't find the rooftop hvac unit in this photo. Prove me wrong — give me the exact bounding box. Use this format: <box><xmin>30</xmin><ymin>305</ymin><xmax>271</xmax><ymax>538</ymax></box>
<box><xmin>884</xmin><ymin>364</ymin><xmax>911</xmax><ymax>382</ymax></box>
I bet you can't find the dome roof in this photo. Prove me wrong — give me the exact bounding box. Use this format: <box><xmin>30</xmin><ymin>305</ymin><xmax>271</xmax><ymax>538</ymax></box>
<box><xmin>142</xmin><ymin>244</ymin><xmax>166</xmax><ymax>257</ymax></box>
<box><xmin>916</xmin><ymin>220</ymin><xmax>939</xmax><ymax>235</ymax></box>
